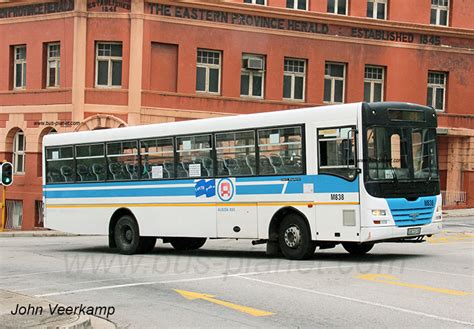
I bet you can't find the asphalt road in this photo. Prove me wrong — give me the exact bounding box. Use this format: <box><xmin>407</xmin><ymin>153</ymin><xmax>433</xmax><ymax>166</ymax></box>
<box><xmin>0</xmin><ymin>217</ymin><xmax>473</xmax><ymax>328</ymax></box>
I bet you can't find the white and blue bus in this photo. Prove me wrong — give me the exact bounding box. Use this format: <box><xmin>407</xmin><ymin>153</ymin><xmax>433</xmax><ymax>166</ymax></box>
<box><xmin>43</xmin><ymin>102</ymin><xmax>442</xmax><ymax>259</ymax></box>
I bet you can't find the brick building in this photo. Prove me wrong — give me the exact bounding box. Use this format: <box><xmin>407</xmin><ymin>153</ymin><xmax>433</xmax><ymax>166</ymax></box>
<box><xmin>0</xmin><ymin>0</ymin><xmax>473</xmax><ymax>230</ymax></box>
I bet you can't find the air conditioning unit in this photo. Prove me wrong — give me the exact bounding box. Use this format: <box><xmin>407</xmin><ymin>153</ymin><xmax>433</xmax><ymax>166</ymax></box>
<box><xmin>244</xmin><ymin>57</ymin><xmax>264</xmax><ymax>70</ymax></box>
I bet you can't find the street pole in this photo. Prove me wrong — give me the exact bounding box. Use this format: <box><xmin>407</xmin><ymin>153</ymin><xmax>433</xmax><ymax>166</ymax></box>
<box><xmin>0</xmin><ymin>185</ymin><xmax>5</xmax><ymax>232</ymax></box>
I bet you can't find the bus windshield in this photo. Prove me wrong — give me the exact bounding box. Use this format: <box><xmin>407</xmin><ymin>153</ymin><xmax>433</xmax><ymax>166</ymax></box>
<box><xmin>366</xmin><ymin>126</ymin><xmax>438</xmax><ymax>181</ymax></box>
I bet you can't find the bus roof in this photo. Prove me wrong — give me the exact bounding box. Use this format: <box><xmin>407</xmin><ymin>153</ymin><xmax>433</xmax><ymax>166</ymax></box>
<box><xmin>44</xmin><ymin>102</ymin><xmax>363</xmax><ymax>147</ymax></box>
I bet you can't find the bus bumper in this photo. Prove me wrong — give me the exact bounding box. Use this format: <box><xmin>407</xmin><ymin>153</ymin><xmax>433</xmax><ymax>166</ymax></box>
<box><xmin>360</xmin><ymin>222</ymin><xmax>443</xmax><ymax>242</ymax></box>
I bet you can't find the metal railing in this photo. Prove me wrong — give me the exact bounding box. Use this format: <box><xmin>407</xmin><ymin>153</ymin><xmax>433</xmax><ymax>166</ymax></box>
<box><xmin>441</xmin><ymin>190</ymin><xmax>467</xmax><ymax>206</ymax></box>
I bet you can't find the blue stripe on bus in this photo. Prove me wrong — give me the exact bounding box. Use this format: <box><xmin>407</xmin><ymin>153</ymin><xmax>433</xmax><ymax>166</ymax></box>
<box><xmin>44</xmin><ymin>175</ymin><xmax>359</xmax><ymax>198</ymax></box>
<box><xmin>44</xmin><ymin>187</ymin><xmax>194</xmax><ymax>199</ymax></box>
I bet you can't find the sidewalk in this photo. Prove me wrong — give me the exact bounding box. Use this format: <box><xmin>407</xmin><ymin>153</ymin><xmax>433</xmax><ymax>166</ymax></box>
<box><xmin>0</xmin><ymin>230</ymin><xmax>81</xmax><ymax>237</ymax></box>
<box><xmin>0</xmin><ymin>289</ymin><xmax>116</xmax><ymax>329</ymax></box>
<box><xmin>442</xmin><ymin>208</ymin><xmax>474</xmax><ymax>218</ymax></box>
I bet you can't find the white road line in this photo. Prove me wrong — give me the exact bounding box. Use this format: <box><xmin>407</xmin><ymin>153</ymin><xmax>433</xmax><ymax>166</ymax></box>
<box><xmin>384</xmin><ymin>265</ymin><xmax>474</xmax><ymax>278</ymax></box>
<box><xmin>34</xmin><ymin>265</ymin><xmax>353</xmax><ymax>297</ymax></box>
<box><xmin>0</xmin><ymin>258</ymin><xmax>189</xmax><ymax>279</ymax></box>
<box><xmin>237</xmin><ymin>276</ymin><xmax>474</xmax><ymax>327</ymax></box>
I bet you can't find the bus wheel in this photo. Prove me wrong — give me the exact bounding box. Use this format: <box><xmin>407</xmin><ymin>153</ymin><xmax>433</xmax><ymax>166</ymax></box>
<box><xmin>114</xmin><ymin>215</ymin><xmax>141</xmax><ymax>255</ymax></box>
<box><xmin>170</xmin><ymin>237</ymin><xmax>207</xmax><ymax>251</ymax></box>
<box><xmin>278</xmin><ymin>213</ymin><xmax>316</xmax><ymax>260</ymax></box>
<box><xmin>138</xmin><ymin>237</ymin><xmax>157</xmax><ymax>254</ymax></box>
<box><xmin>342</xmin><ymin>242</ymin><xmax>374</xmax><ymax>256</ymax></box>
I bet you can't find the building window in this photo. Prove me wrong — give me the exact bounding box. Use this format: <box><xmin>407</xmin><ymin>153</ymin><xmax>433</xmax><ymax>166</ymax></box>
<box><xmin>13</xmin><ymin>130</ymin><xmax>26</xmax><ymax>174</ymax></box>
<box><xmin>196</xmin><ymin>49</ymin><xmax>221</xmax><ymax>94</ymax></box>
<box><xmin>47</xmin><ymin>43</ymin><xmax>60</xmax><ymax>88</ymax></box>
<box><xmin>367</xmin><ymin>0</ymin><xmax>386</xmax><ymax>19</ymax></box>
<box><xmin>364</xmin><ymin>66</ymin><xmax>384</xmax><ymax>102</ymax></box>
<box><xmin>327</xmin><ymin>0</ymin><xmax>348</xmax><ymax>15</ymax></box>
<box><xmin>244</xmin><ymin>0</ymin><xmax>266</xmax><ymax>5</ymax></box>
<box><xmin>5</xmin><ymin>200</ymin><xmax>23</xmax><ymax>229</ymax></box>
<box><xmin>430</xmin><ymin>0</ymin><xmax>449</xmax><ymax>26</ymax></box>
<box><xmin>13</xmin><ymin>45</ymin><xmax>26</xmax><ymax>89</ymax></box>
<box><xmin>427</xmin><ymin>71</ymin><xmax>447</xmax><ymax>111</ymax></box>
<box><xmin>95</xmin><ymin>42</ymin><xmax>122</xmax><ymax>87</ymax></box>
<box><xmin>283</xmin><ymin>58</ymin><xmax>306</xmax><ymax>101</ymax></box>
<box><xmin>241</xmin><ymin>54</ymin><xmax>265</xmax><ymax>98</ymax></box>
<box><xmin>286</xmin><ymin>0</ymin><xmax>307</xmax><ymax>10</ymax></box>
<box><xmin>324</xmin><ymin>62</ymin><xmax>346</xmax><ymax>104</ymax></box>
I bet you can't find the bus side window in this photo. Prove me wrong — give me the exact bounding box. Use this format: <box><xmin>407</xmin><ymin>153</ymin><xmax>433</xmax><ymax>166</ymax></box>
<box><xmin>106</xmin><ymin>141</ymin><xmax>139</xmax><ymax>181</ymax></box>
<box><xmin>46</xmin><ymin>146</ymin><xmax>75</xmax><ymax>183</ymax></box>
<box><xmin>257</xmin><ymin>126</ymin><xmax>303</xmax><ymax>175</ymax></box>
<box><xmin>176</xmin><ymin>134</ymin><xmax>213</xmax><ymax>178</ymax></box>
<box><xmin>75</xmin><ymin>143</ymin><xmax>106</xmax><ymax>182</ymax></box>
<box><xmin>215</xmin><ymin>130</ymin><xmax>255</xmax><ymax>176</ymax></box>
<box><xmin>318</xmin><ymin>127</ymin><xmax>357</xmax><ymax>180</ymax></box>
<box><xmin>140</xmin><ymin>138</ymin><xmax>174</xmax><ymax>179</ymax></box>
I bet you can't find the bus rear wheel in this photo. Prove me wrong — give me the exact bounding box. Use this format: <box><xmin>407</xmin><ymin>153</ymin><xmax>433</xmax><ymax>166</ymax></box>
<box><xmin>114</xmin><ymin>215</ymin><xmax>141</xmax><ymax>255</ymax></box>
<box><xmin>170</xmin><ymin>237</ymin><xmax>207</xmax><ymax>251</ymax></box>
<box><xmin>278</xmin><ymin>213</ymin><xmax>316</xmax><ymax>260</ymax></box>
<box><xmin>114</xmin><ymin>215</ymin><xmax>155</xmax><ymax>255</ymax></box>
<box><xmin>342</xmin><ymin>242</ymin><xmax>374</xmax><ymax>256</ymax></box>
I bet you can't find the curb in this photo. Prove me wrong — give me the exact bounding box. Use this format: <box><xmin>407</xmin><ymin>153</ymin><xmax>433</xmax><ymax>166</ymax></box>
<box><xmin>0</xmin><ymin>231</ymin><xmax>83</xmax><ymax>238</ymax></box>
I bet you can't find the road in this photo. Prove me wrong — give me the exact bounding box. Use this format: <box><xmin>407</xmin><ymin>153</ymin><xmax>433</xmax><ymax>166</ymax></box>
<box><xmin>0</xmin><ymin>217</ymin><xmax>473</xmax><ymax>328</ymax></box>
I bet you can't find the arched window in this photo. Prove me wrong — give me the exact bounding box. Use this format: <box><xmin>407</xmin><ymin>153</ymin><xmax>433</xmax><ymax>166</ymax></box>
<box><xmin>13</xmin><ymin>130</ymin><xmax>26</xmax><ymax>174</ymax></box>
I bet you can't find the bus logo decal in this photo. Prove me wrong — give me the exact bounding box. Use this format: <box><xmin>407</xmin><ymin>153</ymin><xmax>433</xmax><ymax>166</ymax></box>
<box><xmin>195</xmin><ymin>179</ymin><xmax>215</xmax><ymax>198</ymax></box>
<box><xmin>217</xmin><ymin>178</ymin><xmax>234</xmax><ymax>202</ymax></box>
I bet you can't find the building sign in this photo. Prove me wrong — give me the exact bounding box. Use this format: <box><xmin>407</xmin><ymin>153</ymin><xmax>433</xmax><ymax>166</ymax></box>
<box><xmin>146</xmin><ymin>3</ymin><xmax>459</xmax><ymax>48</ymax></box>
<box><xmin>0</xmin><ymin>0</ymin><xmax>74</xmax><ymax>19</ymax></box>
<box><xmin>351</xmin><ymin>28</ymin><xmax>441</xmax><ymax>46</ymax></box>
<box><xmin>87</xmin><ymin>0</ymin><xmax>131</xmax><ymax>12</ymax></box>
<box><xmin>147</xmin><ymin>3</ymin><xmax>329</xmax><ymax>35</ymax></box>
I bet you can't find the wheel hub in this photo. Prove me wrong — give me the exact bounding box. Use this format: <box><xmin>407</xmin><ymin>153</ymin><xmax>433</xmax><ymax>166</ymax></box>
<box><xmin>124</xmin><ymin>228</ymin><xmax>133</xmax><ymax>243</ymax></box>
<box><xmin>284</xmin><ymin>225</ymin><xmax>301</xmax><ymax>248</ymax></box>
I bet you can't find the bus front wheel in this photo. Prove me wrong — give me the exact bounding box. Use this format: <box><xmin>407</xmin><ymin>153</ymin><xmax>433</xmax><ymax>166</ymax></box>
<box><xmin>342</xmin><ymin>242</ymin><xmax>374</xmax><ymax>256</ymax></box>
<box><xmin>170</xmin><ymin>237</ymin><xmax>207</xmax><ymax>251</ymax></box>
<box><xmin>278</xmin><ymin>214</ymin><xmax>316</xmax><ymax>260</ymax></box>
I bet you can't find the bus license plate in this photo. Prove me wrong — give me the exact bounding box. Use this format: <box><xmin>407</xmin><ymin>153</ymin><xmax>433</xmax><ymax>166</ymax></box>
<box><xmin>407</xmin><ymin>227</ymin><xmax>421</xmax><ymax>236</ymax></box>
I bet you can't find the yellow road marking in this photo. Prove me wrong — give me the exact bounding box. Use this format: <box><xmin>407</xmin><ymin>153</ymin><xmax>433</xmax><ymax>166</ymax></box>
<box><xmin>357</xmin><ymin>274</ymin><xmax>472</xmax><ymax>296</ymax></box>
<box><xmin>174</xmin><ymin>289</ymin><xmax>274</xmax><ymax>317</ymax></box>
<box><xmin>46</xmin><ymin>201</ymin><xmax>359</xmax><ymax>209</ymax></box>
<box><xmin>427</xmin><ymin>233</ymin><xmax>474</xmax><ymax>244</ymax></box>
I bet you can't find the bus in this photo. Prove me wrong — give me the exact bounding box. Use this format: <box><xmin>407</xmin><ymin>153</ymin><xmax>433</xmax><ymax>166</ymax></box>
<box><xmin>42</xmin><ymin>102</ymin><xmax>442</xmax><ymax>260</ymax></box>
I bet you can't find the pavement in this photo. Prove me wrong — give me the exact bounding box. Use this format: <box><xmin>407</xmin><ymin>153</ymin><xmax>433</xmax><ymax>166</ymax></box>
<box><xmin>0</xmin><ymin>216</ymin><xmax>472</xmax><ymax>328</ymax></box>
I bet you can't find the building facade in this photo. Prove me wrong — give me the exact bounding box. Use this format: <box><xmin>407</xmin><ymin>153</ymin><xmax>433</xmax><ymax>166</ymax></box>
<box><xmin>0</xmin><ymin>0</ymin><xmax>473</xmax><ymax>230</ymax></box>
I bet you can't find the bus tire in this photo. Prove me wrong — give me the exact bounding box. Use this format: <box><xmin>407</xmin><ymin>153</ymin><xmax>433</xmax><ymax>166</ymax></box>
<box><xmin>170</xmin><ymin>237</ymin><xmax>206</xmax><ymax>251</ymax></box>
<box><xmin>114</xmin><ymin>215</ymin><xmax>141</xmax><ymax>255</ymax></box>
<box><xmin>138</xmin><ymin>237</ymin><xmax>157</xmax><ymax>254</ymax></box>
<box><xmin>278</xmin><ymin>213</ymin><xmax>316</xmax><ymax>260</ymax></box>
<box><xmin>342</xmin><ymin>242</ymin><xmax>374</xmax><ymax>255</ymax></box>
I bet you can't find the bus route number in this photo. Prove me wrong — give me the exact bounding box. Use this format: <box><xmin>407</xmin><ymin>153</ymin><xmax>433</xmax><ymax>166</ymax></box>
<box><xmin>331</xmin><ymin>193</ymin><xmax>345</xmax><ymax>201</ymax></box>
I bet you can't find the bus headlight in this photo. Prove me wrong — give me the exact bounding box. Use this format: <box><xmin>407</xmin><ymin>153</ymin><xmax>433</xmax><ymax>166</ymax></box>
<box><xmin>371</xmin><ymin>209</ymin><xmax>387</xmax><ymax>216</ymax></box>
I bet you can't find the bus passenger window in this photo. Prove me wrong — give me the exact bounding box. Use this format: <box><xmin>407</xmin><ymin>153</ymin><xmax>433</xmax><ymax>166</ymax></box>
<box><xmin>106</xmin><ymin>141</ymin><xmax>139</xmax><ymax>181</ymax></box>
<box><xmin>176</xmin><ymin>135</ymin><xmax>213</xmax><ymax>178</ymax></box>
<box><xmin>140</xmin><ymin>138</ymin><xmax>174</xmax><ymax>179</ymax></box>
<box><xmin>46</xmin><ymin>146</ymin><xmax>75</xmax><ymax>183</ymax></box>
<box><xmin>75</xmin><ymin>143</ymin><xmax>106</xmax><ymax>182</ymax></box>
<box><xmin>257</xmin><ymin>126</ymin><xmax>303</xmax><ymax>175</ymax></box>
<box><xmin>216</xmin><ymin>131</ymin><xmax>255</xmax><ymax>176</ymax></box>
<box><xmin>318</xmin><ymin>127</ymin><xmax>357</xmax><ymax>180</ymax></box>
